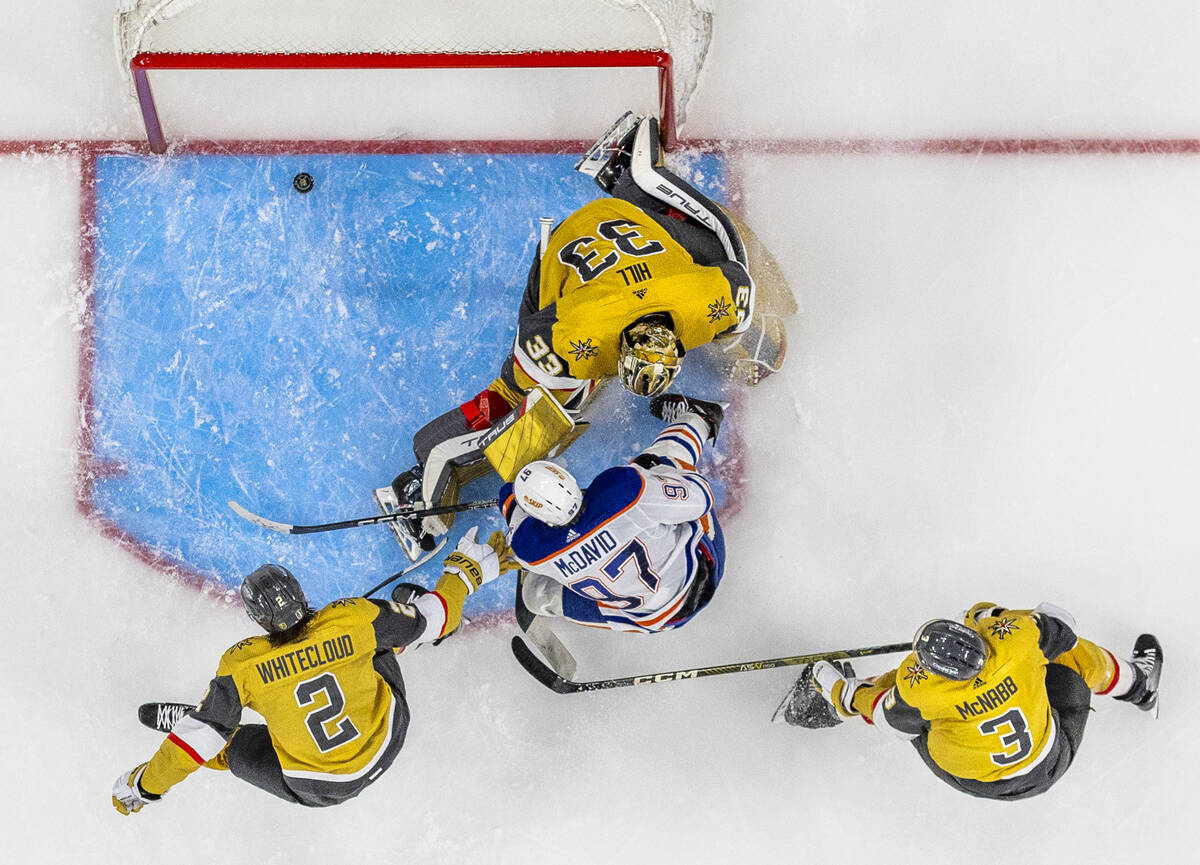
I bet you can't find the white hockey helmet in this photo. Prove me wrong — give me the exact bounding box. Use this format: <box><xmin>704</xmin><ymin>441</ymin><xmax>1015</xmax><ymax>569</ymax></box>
<box><xmin>514</xmin><ymin>460</ymin><xmax>582</xmax><ymax>526</ymax></box>
<box><xmin>618</xmin><ymin>316</ymin><xmax>683</xmax><ymax>397</ymax></box>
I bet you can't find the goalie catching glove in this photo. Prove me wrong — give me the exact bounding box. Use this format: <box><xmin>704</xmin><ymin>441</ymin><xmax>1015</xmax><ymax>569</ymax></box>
<box><xmin>812</xmin><ymin>660</ymin><xmax>866</xmax><ymax>719</ymax></box>
<box><xmin>112</xmin><ymin>762</ymin><xmax>161</xmax><ymax>816</ymax></box>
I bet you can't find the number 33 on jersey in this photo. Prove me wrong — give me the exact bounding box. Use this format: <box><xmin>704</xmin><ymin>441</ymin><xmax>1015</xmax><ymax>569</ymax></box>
<box><xmin>512</xmin><ymin>197</ymin><xmax>753</xmax><ymax>390</ymax></box>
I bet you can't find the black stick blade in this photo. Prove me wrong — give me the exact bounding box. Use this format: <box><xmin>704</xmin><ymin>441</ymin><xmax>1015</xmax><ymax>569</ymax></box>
<box><xmin>510</xmin><ymin>636</ymin><xmax>578</xmax><ymax>693</ymax></box>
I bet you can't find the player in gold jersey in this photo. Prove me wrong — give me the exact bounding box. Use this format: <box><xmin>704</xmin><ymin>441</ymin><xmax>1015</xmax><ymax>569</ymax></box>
<box><xmin>780</xmin><ymin>602</ymin><xmax>1162</xmax><ymax>800</ymax></box>
<box><xmin>111</xmin><ymin>528</ymin><xmax>502</xmax><ymax>813</ymax></box>
<box><xmin>377</xmin><ymin>113</ymin><xmax>796</xmax><ymax>560</ymax></box>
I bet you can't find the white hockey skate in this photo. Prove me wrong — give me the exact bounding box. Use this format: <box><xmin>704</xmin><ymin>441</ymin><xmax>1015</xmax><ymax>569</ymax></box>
<box><xmin>373</xmin><ymin>475</ymin><xmax>441</xmax><ymax>562</ymax></box>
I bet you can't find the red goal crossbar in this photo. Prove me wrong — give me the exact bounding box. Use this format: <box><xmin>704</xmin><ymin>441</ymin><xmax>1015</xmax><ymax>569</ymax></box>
<box><xmin>131</xmin><ymin>50</ymin><xmax>676</xmax><ymax>154</ymax></box>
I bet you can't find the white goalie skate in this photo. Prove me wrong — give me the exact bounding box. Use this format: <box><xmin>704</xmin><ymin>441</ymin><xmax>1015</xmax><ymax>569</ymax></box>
<box><xmin>373</xmin><ymin>481</ymin><xmax>444</xmax><ymax>563</ymax></box>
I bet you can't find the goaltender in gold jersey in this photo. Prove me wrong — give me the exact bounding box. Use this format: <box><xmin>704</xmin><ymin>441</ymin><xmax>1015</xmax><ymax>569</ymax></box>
<box><xmin>375</xmin><ymin>112</ymin><xmax>797</xmax><ymax>561</ymax></box>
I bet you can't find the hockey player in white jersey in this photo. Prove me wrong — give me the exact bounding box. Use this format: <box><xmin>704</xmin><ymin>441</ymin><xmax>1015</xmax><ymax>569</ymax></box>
<box><xmin>502</xmin><ymin>393</ymin><xmax>726</xmax><ymax>633</ymax></box>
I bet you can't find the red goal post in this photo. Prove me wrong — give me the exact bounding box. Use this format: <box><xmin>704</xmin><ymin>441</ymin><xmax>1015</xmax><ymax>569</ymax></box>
<box><xmin>114</xmin><ymin>0</ymin><xmax>714</xmax><ymax>153</ymax></box>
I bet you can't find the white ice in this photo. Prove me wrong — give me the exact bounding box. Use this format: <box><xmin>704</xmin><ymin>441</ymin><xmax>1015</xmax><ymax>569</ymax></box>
<box><xmin>2</xmin><ymin>1</ymin><xmax>1197</xmax><ymax>863</ymax></box>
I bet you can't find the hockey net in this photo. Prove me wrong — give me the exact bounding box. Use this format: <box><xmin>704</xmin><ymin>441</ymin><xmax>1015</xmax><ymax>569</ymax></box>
<box><xmin>114</xmin><ymin>0</ymin><xmax>714</xmax><ymax>153</ymax></box>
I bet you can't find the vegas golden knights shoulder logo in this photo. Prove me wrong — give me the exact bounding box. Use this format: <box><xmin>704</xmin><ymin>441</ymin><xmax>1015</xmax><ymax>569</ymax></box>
<box><xmin>569</xmin><ymin>338</ymin><xmax>599</xmax><ymax>361</ymax></box>
<box><xmin>988</xmin><ymin>617</ymin><xmax>1019</xmax><ymax>639</ymax></box>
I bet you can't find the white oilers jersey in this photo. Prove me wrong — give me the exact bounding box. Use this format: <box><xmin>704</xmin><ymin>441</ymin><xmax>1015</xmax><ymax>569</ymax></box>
<box><xmin>501</xmin><ymin>464</ymin><xmax>716</xmax><ymax>631</ymax></box>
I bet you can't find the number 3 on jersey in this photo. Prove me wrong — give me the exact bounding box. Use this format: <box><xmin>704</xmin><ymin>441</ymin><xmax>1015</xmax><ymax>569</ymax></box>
<box><xmin>557</xmin><ymin>219</ymin><xmax>665</xmax><ymax>282</ymax></box>
<box><xmin>979</xmin><ymin>707</ymin><xmax>1033</xmax><ymax>766</ymax></box>
<box><xmin>523</xmin><ymin>333</ymin><xmax>564</xmax><ymax>376</ymax></box>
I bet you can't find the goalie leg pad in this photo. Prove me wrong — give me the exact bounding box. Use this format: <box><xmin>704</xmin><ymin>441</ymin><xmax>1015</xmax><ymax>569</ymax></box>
<box><xmin>480</xmin><ymin>385</ymin><xmax>583</xmax><ymax>482</ymax></box>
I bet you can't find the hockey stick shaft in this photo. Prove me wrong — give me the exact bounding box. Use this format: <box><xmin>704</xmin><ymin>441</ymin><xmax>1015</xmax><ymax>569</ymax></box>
<box><xmin>511</xmin><ymin>636</ymin><xmax>911</xmax><ymax>694</ymax></box>
<box><xmin>228</xmin><ymin>498</ymin><xmax>498</xmax><ymax>535</ymax></box>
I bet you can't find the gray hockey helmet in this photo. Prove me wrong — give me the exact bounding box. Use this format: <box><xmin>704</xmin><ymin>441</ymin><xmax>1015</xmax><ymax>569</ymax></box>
<box><xmin>913</xmin><ymin>619</ymin><xmax>987</xmax><ymax>680</ymax></box>
<box><xmin>241</xmin><ymin>564</ymin><xmax>310</xmax><ymax>633</ymax></box>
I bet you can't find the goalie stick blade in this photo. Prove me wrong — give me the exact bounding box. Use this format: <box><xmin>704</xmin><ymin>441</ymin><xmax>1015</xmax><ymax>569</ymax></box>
<box><xmin>574</xmin><ymin>110</ymin><xmax>641</xmax><ymax>176</ymax></box>
<box><xmin>227</xmin><ymin>499</ymin><xmax>295</xmax><ymax>533</ymax></box>
<box><xmin>138</xmin><ymin>702</ymin><xmax>194</xmax><ymax>733</ymax></box>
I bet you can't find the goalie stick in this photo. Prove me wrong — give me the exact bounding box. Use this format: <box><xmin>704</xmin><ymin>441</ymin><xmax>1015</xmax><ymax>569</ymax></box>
<box><xmin>510</xmin><ymin>636</ymin><xmax>911</xmax><ymax>694</ymax></box>
<box><xmin>227</xmin><ymin>498</ymin><xmax>497</xmax><ymax>535</ymax></box>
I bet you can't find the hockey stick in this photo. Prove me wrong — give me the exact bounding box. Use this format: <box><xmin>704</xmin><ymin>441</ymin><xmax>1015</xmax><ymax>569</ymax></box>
<box><xmin>357</xmin><ymin>536</ymin><xmax>450</xmax><ymax>598</ymax></box>
<box><xmin>227</xmin><ymin>498</ymin><xmax>498</xmax><ymax>535</ymax></box>
<box><xmin>513</xmin><ymin>571</ymin><xmax>578</xmax><ymax>680</ymax></box>
<box><xmin>510</xmin><ymin>637</ymin><xmax>911</xmax><ymax>694</ymax></box>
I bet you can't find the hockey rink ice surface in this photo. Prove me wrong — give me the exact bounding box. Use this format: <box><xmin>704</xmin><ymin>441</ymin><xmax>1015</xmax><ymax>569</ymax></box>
<box><xmin>84</xmin><ymin>149</ymin><xmax>733</xmax><ymax>610</ymax></box>
<box><xmin>3</xmin><ymin>2</ymin><xmax>1199</xmax><ymax>864</ymax></box>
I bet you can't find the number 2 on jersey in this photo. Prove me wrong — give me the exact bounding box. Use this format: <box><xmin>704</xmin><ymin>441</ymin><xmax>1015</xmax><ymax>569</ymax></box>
<box><xmin>295</xmin><ymin>672</ymin><xmax>360</xmax><ymax>753</ymax></box>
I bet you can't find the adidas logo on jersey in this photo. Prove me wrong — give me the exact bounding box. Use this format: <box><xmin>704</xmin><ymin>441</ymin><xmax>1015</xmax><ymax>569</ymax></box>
<box><xmin>566</xmin><ymin>528</ymin><xmax>580</xmax><ymax>541</ymax></box>
<box><xmin>632</xmin><ymin>287</ymin><xmax>647</xmax><ymax>299</ymax></box>
<box><xmin>972</xmin><ymin>677</ymin><xmax>986</xmax><ymax>689</ymax></box>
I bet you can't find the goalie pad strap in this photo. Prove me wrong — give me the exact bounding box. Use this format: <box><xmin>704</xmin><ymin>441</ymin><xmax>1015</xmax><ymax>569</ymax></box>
<box><xmin>459</xmin><ymin>386</ymin><xmax>519</xmax><ymax>432</ymax></box>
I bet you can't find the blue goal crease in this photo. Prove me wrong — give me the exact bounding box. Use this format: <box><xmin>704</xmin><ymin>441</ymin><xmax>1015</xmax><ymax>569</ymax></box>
<box><xmin>88</xmin><ymin>150</ymin><xmax>730</xmax><ymax>614</ymax></box>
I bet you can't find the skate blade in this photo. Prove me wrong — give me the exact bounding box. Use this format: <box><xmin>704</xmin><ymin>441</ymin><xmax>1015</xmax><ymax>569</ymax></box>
<box><xmin>575</xmin><ymin>111</ymin><xmax>641</xmax><ymax>175</ymax></box>
<box><xmin>373</xmin><ymin>486</ymin><xmax>425</xmax><ymax>562</ymax></box>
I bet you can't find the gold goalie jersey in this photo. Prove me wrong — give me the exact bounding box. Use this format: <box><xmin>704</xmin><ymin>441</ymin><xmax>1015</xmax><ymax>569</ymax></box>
<box><xmin>508</xmin><ymin>196</ymin><xmax>753</xmax><ymax>396</ymax></box>
<box><xmin>866</xmin><ymin>607</ymin><xmax>1082</xmax><ymax>783</ymax></box>
<box><xmin>138</xmin><ymin>597</ymin><xmax>426</xmax><ymax>795</ymax></box>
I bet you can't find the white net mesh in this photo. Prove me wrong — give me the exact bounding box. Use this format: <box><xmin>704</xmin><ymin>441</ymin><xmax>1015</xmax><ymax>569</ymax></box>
<box><xmin>115</xmin><ymin>0</ymin><xmax>713</xmax><ymax>125</ymax></box>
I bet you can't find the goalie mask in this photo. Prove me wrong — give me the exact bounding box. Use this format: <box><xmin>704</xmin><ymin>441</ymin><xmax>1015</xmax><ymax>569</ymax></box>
<box><xmin>514</xmin><ymin>460</ymin><xmax>582</xmax><ymax>526</ymax></box>
<box><xmin>618</xmin><ymin>318</ymin><xmax>683</xmax><ymax>398</ymax></box>
<box><xmin>241</xmin><ymin>564</ymin><xmax>310</xmax><ymax>634</ymax></box>
<box><xmin>913</xmin><ymin>619</ymin><xmax>988</xmax><ymax>681</ymax></box>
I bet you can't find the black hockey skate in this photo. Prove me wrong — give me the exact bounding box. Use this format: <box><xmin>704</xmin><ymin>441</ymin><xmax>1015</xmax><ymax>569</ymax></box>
<box><xmin>138</xmin><ymin>702</ymin><xmax>194</xmax><ymax>733</ymax></box>
<box><xmin>770</xmin><ymin>662</ymin><xmax>854</xmax><ymax>729</ymax></box>
<box><xmin>373</xmin><ymin>467</ymin><xmax>438</xmax><ymax>562</ymax></box>
<box><xmin>649</xmin><ymin>393</ymin><xmax>727</xmax><ymax>444</ymax></box>
<box><xmin>1116</xmin><ymin>633</ymin><xmax>1163</xmax><ymax>715</ymax></box>
<box><xmin>575</xmin><ymin>111</ymin><xmax>643</xmax><ymax>193</ymax></box>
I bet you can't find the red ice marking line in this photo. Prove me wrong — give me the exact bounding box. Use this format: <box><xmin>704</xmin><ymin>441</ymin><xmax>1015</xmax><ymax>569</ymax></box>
<box><xmin>5</xmin><ymin>132</ymin><xmax>1194</xmax><ymax>610</ymax></box>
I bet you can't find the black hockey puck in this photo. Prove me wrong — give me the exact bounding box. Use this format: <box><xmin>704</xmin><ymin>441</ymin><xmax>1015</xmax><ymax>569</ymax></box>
<box><xmin>293</xmin><ymin>172</ymin><xmax>314</xmax><ymax>193</ymax></box>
